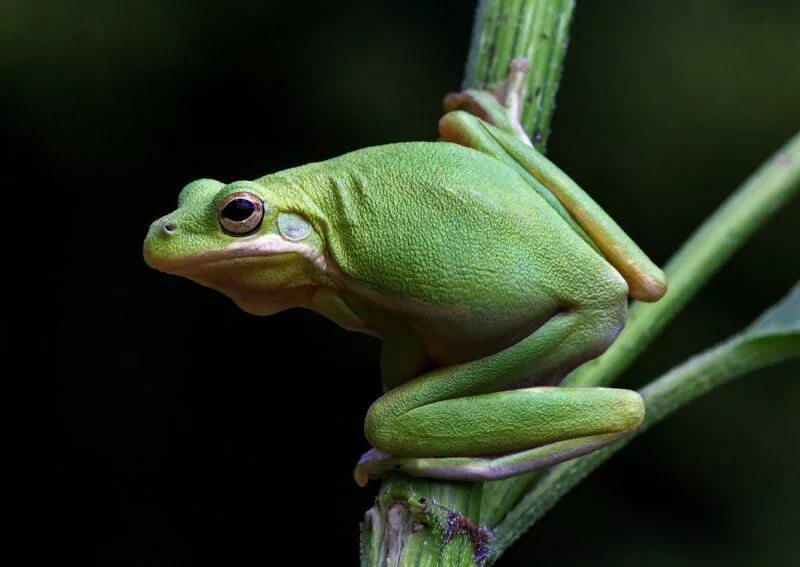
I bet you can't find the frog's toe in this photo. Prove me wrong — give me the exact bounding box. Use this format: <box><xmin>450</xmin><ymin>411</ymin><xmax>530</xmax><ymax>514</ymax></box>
<box><xmin>443</xmin><ymin>89</ymin><xmax>497</xmax><ymax>122</ymax></box>
<box><xmin>354</xmin><ymin>448</ymin><xmax>393</xmax><ymax>487</ymax></box>
<box><xmin>442</xmin><ymin>59</ymin><xmax>533</xmax><ymax>147</ymax></box>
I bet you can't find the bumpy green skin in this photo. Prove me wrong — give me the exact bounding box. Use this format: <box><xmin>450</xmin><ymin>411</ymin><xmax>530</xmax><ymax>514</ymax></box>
<box><xmin>143</xmin><ymin>111</ymin><xmax>666</xmax><ymax>485</ymax></box>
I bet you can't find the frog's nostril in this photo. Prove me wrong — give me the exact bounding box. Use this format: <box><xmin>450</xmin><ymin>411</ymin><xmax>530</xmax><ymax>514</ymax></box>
<box><xmin>164</xmin><ymin>222</ymin><xmax>176</xmax><ymax>234</ymax></box>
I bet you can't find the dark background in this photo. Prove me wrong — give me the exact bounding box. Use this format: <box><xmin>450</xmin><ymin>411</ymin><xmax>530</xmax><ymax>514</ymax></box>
<box><xmin>10</xmin><ymin>0</ymin><xmax>799</xmax><ymax>565</ymax></box>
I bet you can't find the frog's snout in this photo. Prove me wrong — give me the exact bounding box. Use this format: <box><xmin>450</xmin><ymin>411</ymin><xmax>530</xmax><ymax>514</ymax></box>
<box><xmin>143</xmin><ymin>218</ymin><xmax>178</xmax><ymax>270</ymax></box>
<box><xmin>148</xmin><ymin>218</ymin><xmax>177</xmax><ymax>239</ymax></box>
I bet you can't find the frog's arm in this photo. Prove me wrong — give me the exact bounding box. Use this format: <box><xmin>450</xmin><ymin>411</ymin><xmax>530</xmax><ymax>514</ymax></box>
<box><xmin>439</xmin><ymin>110</ymin><xmax>667</xmax><ymax>302</ymax></box>
<box><xmin>354</xmin><ymin>291</ymin><xmax>644</xmax><ymax>485</ymax></box>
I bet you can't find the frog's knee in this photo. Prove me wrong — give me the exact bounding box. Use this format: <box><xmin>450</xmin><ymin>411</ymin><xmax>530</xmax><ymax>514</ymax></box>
<box><xmin>611</xmin><ymin>389</ymin><xmax>646</xmax><ymax>432</ymax></box>
<box><xmin>363</xmin><ymin>401</ymin><xmax>394</xmax><ymax>454</ymax></box>
<box><xmin>605</xmin><ymin>267</ymin><xmax>630</xmax><ymax>303</ymax></box>
<box><xmin>584</xmin><ymin>276</ymin><xmax>629</xmax><ymax>354</ymax></box>
<box><xmin>628</xmin><ymin>392</ymin><xmax>646</xmax><ymax>430</ymax></box>
<box><xmin>605</xmin><ymin>274</ymin><xmax>629</xmax><ymax>324</ymax></box>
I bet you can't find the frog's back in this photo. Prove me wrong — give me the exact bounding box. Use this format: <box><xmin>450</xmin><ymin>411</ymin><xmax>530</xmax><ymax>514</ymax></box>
<box><xmin>265</xmin><ymin>142</ymin><xmax>623</xmax><ymax>361</ymax></box>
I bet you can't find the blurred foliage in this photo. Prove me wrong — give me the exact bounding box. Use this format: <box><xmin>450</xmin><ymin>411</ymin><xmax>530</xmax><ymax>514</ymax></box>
<box><xmin>9</xmin><ymin>0</ymin><xmax>798</xmax><ymax>565</ymax></box>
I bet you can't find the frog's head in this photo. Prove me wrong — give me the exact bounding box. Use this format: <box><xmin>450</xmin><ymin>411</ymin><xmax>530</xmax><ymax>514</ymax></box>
<box><xmin>143</xmin><ymin>178</ymin><xmax>326</xmax><ymax>315</ymax></box>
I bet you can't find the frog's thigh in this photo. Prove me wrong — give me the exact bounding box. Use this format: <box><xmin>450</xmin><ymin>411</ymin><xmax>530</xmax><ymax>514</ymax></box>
<box><xmin>368</xmin><ymin>386</ymin><xmax>642</xmax><ymax>458</ymax></box>
<box><xmin>355</xmin><ymin>299</ymin><xmax>635</xmax><ymax>485</ymax></box>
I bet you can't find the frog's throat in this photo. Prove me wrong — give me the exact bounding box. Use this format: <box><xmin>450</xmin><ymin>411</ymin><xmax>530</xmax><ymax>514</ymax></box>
<box><xmin>148</xmin><ymin>234</ymin><xmax>328</xmax><ymax>274</ymax></box>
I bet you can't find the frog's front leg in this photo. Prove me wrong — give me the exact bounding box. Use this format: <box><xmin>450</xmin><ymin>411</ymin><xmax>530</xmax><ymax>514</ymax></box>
<box><xmin>354</xmin><ymin>298</ymin><xmax>644</xmax><ymax>486</ymax></box>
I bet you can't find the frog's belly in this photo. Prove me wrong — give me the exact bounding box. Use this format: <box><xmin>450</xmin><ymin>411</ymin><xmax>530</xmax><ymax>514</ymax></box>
<box><xmin>333</xmin><ymin>264</ymin><xmax>562</xmax><ymax>365</ymax></box>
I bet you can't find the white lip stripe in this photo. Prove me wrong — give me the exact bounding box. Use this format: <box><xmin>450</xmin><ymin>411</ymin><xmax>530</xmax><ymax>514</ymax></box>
<box><xmin>225</xmin><ymin>234</ymin><xmax>328</xmax><ymax>271</ymax></box>
<box><xmin>150</xmin><ymin>233</ymin><xmax>328</xmax><ymax>274</ymax></box>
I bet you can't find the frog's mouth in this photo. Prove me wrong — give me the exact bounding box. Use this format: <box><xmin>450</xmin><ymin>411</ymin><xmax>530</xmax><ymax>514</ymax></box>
<box><xmin>144</xmin><ymin>234</ymin><xmax>327</xmax><ymax>275</ymax></box>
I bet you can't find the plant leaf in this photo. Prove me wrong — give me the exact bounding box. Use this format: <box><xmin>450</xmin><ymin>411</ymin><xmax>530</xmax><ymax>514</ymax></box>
<box><xmin>748</xmin><ymin>281</ymin><xmax>800</xmax><ymax>335</ymax></box>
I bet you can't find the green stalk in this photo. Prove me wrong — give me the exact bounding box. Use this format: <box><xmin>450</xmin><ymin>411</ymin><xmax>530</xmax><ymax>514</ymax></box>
<box><xmin>360</xmin><ymin>2</ymin><xmax>575</xmax><ymax>565</ymax></box>
<box><xmin>361</xmin><ymin>475</ymin><xmax>488</xmax><ymax>567</ymax></box>
<box><xmin>464</xmin><ymin>0</ymin><xmax>575</xmax><ymax>150</ymax></box>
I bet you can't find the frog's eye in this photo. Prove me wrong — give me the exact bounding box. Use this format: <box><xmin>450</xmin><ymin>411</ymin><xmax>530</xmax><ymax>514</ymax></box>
<box><xmin>218</xmin><ymin>192</ymin><xmax>265</xmax><ymax>236</ymax></box>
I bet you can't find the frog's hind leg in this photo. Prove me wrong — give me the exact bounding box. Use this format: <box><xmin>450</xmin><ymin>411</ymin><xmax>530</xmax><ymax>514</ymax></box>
<box><xmin>443</xmin><ymin>57</ymin><xmax>533</xmax><ymax>146</ymax></box>
<box><xmin>354</xmin><ymin>385</ymin><xmax>643</xmax><ymax>486</ymax></box>
<box><xmin>353</xmin><ymin>289</ymin><xmax>644</xmax><ymax>486</ymax></box>
<box><xmin>357</xmin><ymin>428</ymin><xmax>627</xmax><ymax>483</ymax></box>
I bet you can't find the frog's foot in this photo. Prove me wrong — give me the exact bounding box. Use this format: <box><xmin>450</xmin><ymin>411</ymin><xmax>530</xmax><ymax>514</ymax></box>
<box><xmin>354</xmin><ymin>449</ymin><xmax>391</xmax><ymax>487</ymax></box>
<box><xmin>353</xmin><ymin>432</ymin><xmax>626</xmax><ymax>486</ymax></box>
<box><xmin>443</xmin><ymin>57</ymin><xmax>533</xmax><ymax>147</ymax></box>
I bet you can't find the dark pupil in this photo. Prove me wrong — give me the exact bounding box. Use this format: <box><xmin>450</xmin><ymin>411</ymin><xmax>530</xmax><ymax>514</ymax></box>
<box><xmin>223</xmin><ymin>198</ymin><xmax>256</xmax><ymax>221</ymax></box>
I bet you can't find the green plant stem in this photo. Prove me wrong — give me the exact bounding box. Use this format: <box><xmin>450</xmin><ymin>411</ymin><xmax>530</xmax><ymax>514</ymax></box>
<box><xmin>463</xmin><ymin>0</ymin><xmax>575</xmax><ymax>150</ymax></box>
<box><xmin>492</xmin><ymin>284</ymin><xmax>800</xmax><ymax>553</ymax></box>
<box><xmin>360</xmin><ymin>2</ymin><xmax>575</xmax><ymax>565</ymax></box>
<box><xmin>361</xmin><ymin>475</ymin><xmax>486</xmax><ymax>567</ymax></box>
<box><xmin>566</xmin><ymin>130</ymin><xmax>800</xmax><ymax>388</ymax></box>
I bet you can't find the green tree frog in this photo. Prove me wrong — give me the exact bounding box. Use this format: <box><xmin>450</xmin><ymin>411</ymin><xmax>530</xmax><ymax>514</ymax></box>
<box><xmin>143</xmin><ymin>79</ymin><xmax>666</xmax><ymax>486</ymax></box>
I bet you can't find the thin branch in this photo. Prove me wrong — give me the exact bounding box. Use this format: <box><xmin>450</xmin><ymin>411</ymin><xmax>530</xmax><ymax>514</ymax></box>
<box><xmin>566</xmin><ymin>131</ymin><xmax>800</xmax><ymax>388</ymax></box>
<box><xmin>463</xmin><ymin>0</ymin><xmax>575</xmax><ymax>150</ymax></box>
<box><xmin>492</xmin><ymin>283</ymin><xmax>800</xmax><ymax>554</ymax></box>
